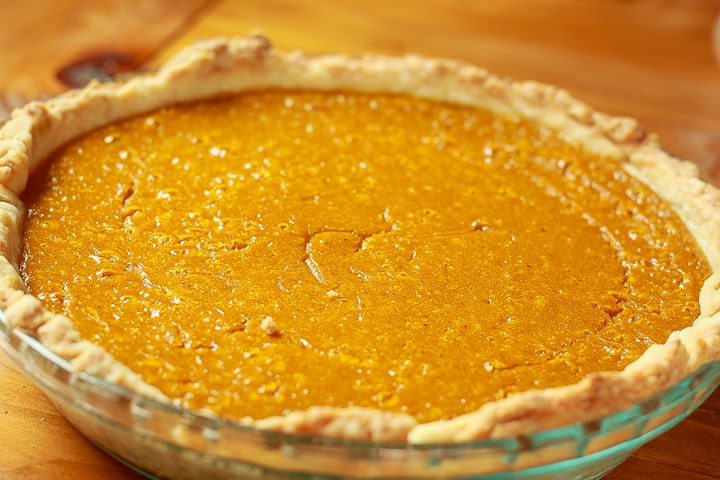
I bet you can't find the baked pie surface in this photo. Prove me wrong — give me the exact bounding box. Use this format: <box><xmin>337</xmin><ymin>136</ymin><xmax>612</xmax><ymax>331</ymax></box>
<box><xmin>1</xmin><ymin>36</ymin><xmax>719</xmax><ymax>444</ymax></box>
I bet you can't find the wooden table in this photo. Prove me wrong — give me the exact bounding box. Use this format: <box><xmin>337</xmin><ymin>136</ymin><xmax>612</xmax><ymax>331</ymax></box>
<box><xmin>1</xmin><ymin>1</ymin><xmax>720</xmax><ymax>478</ymax></box>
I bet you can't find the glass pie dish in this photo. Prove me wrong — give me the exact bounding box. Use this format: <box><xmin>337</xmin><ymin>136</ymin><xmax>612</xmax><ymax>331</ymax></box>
<box><xmin>2</xmin><ymin>309</ymin><xmax>719</xmax><ymax>480</ymax></box>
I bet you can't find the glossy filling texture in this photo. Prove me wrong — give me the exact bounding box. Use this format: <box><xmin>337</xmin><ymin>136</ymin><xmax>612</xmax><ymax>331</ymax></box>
<box><xmin>21</xmin><ymin>91</ymin><xmax>710</xmax><ymax>422</ymax></box>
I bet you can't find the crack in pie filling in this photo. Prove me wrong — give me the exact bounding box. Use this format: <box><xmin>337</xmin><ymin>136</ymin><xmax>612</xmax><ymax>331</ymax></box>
<box><xmin>1</xmin><ymin>36</ymin><xmax>720</xmax><ymax>444</ymax></box>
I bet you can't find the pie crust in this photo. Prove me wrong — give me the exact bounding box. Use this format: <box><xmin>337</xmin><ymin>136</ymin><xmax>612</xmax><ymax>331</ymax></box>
<box><xmin>1</xmin><ymin>35</ymin><xmax>719</xmax><ymax>444</ymax></box>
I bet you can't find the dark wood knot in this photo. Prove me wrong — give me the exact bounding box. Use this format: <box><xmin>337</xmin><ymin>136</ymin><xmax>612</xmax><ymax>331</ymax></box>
<box><xmin>56</xmin><ymin>52</ymin><xmax>139</xmax><ymax>88</ymax></box>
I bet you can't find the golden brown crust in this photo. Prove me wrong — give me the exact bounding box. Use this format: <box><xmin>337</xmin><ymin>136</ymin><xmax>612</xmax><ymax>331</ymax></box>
<box><xmin>1</xmin><ymin>35</ymin><xmax>719</xmax><ymax>443</ymax></box>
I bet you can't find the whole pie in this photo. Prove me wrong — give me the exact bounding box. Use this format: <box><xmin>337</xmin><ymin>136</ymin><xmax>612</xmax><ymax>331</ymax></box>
<box><xmin>1</xmin><ymin>35</ymin><xmax>719</xmax><ymax>444</ymax></box>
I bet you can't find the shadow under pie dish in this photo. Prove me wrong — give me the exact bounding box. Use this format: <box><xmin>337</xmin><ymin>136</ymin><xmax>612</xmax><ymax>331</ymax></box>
<box><xmin>1</xmin><ymin>35</ymin><xmax>720</xmax><ymax>479</ymax></box>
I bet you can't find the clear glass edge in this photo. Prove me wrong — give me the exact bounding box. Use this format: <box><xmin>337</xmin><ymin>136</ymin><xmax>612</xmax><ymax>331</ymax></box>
<box><xmin>2</xmin><ymin>308</ymin><xmax>720</xmax><ymax>476</ymax></box>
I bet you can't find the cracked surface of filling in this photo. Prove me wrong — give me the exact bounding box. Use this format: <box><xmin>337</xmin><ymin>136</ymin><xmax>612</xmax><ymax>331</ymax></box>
<box><xmin>20</xmin><ymin>91</ymin><xmax>710</xmax><ymax>422</ymax></box>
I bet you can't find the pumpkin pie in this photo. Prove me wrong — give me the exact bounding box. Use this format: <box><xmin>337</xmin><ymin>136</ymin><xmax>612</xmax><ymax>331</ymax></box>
<box><xmin>1</xmin><ymin>35</ymin><xmax>719</xmax><ymax>444</ymax></box>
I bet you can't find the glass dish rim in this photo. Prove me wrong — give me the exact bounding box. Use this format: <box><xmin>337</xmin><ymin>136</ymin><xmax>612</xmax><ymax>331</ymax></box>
<box><xmin>3</xmin><ymin>307</ymin><xmax>719</xmax><ymax>454</ymax></box>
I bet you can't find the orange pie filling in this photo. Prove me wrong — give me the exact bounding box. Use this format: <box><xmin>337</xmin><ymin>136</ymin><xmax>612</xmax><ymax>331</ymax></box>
<box><xmin>20</xmin><ymin>91</ymin><xmax>711</xmax><ymax>423</ymax></box>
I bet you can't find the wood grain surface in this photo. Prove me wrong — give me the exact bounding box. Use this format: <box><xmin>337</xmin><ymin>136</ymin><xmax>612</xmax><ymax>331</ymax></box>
<box><xmin>1</xmin><ymin>1</ymin><xmax>720</xmax><ymax>479</ymax></box>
